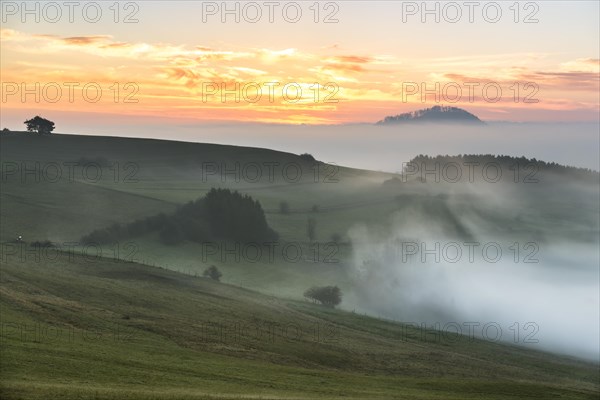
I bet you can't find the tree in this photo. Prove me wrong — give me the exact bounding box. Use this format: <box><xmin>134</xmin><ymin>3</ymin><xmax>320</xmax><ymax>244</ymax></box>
<box><xmin>299</xmin><ymin>153</ymin><xmax>316</xmax><ymax>162</ymax></box>
<box><xmin>307</xmin><ymin>217</ymin><xmax>316</xmax><ymax>242</ymax></box>
<box><xmin>24</xmin><ymin>116</ymin><xmax>55</xmax><ymax>134</ymax></box>
<box><xmin>81</xmin><ymin>188</ymin><xmax>278</xmax><ymax>245</ymax></box>
<box><xmin>203</xmin><ymin>265</ymin><xmax>222</xmax><ymax>281</ymax></box>
<box><xmin>303</xmin><ymin>285</ymin><xmax>342</xmax><ymax>307</ymax></box>
<box><xmin>203</xmin><ymin>188</ymin><xmax>277</xmax><ymax>242</ymax></box>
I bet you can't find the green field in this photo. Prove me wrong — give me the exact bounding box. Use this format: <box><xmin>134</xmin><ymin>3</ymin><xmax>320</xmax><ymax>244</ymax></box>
<box><xmin>1</xmin><ymin>252</ymin><xmax>598</xmax><ymax>399</ymax></box>
<box><xmin>1</xmin><ymin>132</ymin><xmax>599</xmax><ymax>398</ymax></box>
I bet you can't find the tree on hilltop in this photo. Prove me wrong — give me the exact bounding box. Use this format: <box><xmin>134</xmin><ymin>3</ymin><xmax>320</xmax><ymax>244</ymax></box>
<box><xmin>24</xmin><ymin>116</ymin><xmax>55</xmax><ymax>134</ymax></box>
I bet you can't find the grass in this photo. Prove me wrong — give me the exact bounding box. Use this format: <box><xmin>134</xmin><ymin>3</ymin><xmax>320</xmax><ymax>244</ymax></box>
<box><xmin>1</xmin><ymin>132</ymin><xmax>599</xmax><ymax>398</ymax></box>
<box><xmin>1</xmin><ymin>252</ymin><xmax>598</xmax><ymax>399</ymax></box>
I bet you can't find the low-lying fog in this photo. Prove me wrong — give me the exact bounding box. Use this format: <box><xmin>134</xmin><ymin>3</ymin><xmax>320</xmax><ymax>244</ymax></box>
<box><xmin>44</xmin><ymin>119</ymin><xmax>600</xmax><ymax>361</ymax></box>
<box><xmin>57</xmin><ymin>121</ymin><xmax>600</xmax><ymax>172</ymax></box>
<box><xmin>346</xmin><ymin>203</ymin><xmax>600</xmax><ymax>362</ymax></box>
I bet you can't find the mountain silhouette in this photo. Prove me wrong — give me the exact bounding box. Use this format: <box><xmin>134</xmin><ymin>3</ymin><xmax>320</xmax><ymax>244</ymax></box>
<box><xmin>377</xmin><ymin>106</ymin><xmax>484</xmax><ymax>125</ymax></box>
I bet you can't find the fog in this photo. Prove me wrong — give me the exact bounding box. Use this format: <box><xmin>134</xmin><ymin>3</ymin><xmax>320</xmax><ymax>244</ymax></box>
<box><xmin>56</xmin><ymin>120</ymin><xmax>599</xmax><ymax>361</ymax></box>
<box><xmin>49</xmin><ymin>119</ymin><xmax>600</xmax><ymax>172</ymax></box>
<box><xmin>10</xmin><ymin>117</ymin><xmax>598</xmax><ymax>360</ymax></box>
<box><xmin>345</xmin><ymin>185</ymin><xmax>600</xmax><ymax>361</ymax></box>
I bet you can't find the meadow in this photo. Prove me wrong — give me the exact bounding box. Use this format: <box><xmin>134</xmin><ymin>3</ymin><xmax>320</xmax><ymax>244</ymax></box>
<box><xmin>0</xmin><ymin>132</ymin><xmax>598</xmax><ymax>398</ymax></box>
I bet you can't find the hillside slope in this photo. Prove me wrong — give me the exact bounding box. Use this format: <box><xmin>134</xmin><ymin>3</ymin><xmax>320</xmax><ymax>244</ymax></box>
<box><xmin>1</xmin><ymin>252</ymin><xmax>598</xmax><ymax>399</ymax></box>
<box><xmin>2</xmin><ymin>131</ymin><xmax>598</xmax><ymax>299</ymax></box>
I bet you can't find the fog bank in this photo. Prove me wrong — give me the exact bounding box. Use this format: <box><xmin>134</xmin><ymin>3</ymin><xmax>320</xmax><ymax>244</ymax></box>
<box><xmin>346</xmin><ymin>203</ymin><xmax>600</xmax><ymax>361</ymax></box>
<box><xmin>51</xmin><ymin>121</ymin><xmax>600</xmax><ymax>172</ymax></box>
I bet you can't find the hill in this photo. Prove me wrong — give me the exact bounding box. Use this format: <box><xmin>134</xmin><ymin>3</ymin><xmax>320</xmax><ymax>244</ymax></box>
<box><xmin>1</xmin><ymin>131</ymin><xmax>599</xmax><ymax>399</ymax></box>
<box><xmin>1</xmin><ymin>131</ymin><xmax>598</xmax><ymax>294</ymax></box>
<box><xmin>377</xmin><ymin>106</ymin><xmax>485</xmax><ymax>125</ymax></box>
<box><xmin>1</xmin><ymin>251</ymin><xmax>598</xmax><ymax>399</ymax></box>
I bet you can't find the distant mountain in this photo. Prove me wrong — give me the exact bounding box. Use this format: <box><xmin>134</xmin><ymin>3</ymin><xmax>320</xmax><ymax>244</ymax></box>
<box><xmin>377</xmin><ymin>106</ymin><xmax>484</xmax><ymax>125</ymax></box>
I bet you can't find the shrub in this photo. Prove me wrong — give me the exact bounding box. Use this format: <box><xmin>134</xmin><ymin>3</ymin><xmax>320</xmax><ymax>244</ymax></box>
<box><xmin>299</xmin><ymin>153</ymin><xmax>316</xmax><ymax>162</ymax></box>
<box><xmin>203</xmin><ymin>265</ymin><xmax>222</xmax><ymax>281</ymax></box>
<box><xmin>303</xmin><ymin>285</ymin><xmax>342</xmax><ymax>307</ymax></box>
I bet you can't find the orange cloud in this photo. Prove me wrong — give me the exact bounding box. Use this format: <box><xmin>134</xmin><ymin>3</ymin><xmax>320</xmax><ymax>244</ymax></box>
<box><xmin>62</xmin><ymin>35</ymin><xmax>112</xmax><ymax>45</ymax></box>
<box><xmin>324</xmin><ymin>63</ymin><xmax>366</xmax><ymax>73</ymax></box>
<box><xmin>2</xmin><ymin>29</ymin><xmax>598</xmax><ymax>124</ymax></box>
<box><xmin>445</xmin><ymin>66</ymin><xmax>599</xmax><ymax>92</ymax></box>
<box><xmin>331</xmin><ymin>55</ymin><xmax>373</xmax><ymax>64</ymax></box>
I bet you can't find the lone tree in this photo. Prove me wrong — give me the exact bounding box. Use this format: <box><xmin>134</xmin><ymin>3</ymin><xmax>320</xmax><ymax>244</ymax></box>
<box><xmin>24</xmin><ymin>116</ymin><xmax>55</xmax><ymax>134</ymax></box>
<box><xmin>303</xmin><ymin>285</ymin><xmax>342</xmax><ymax>307</ymax></box>
<box><xmin>299</xmin><ymin>153</ymin><xmax>316</xmax><ymax>162</ymax></box>
<box><xmin>203</xmin><ymin>265</ymin><xmax>222</xmax><ymax>281</ymax></box>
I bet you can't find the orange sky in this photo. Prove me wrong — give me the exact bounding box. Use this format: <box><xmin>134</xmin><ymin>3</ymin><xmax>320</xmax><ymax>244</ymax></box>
<box><xmin>1</xmin><ymin>1</ymin><xmax>599</xmax><ymax>126</ymax></box>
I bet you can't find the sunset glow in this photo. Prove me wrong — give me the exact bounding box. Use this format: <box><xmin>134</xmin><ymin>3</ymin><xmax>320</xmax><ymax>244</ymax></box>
<box><xmin>1</xmin><ymin>1</ymin><xmax>599</xmax><ymax>127</ymax></box>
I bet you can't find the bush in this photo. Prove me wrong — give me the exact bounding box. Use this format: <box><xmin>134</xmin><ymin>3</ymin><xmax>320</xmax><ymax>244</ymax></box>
<box><xmin>299</xmin><ymin>153</ymin><xmax>316</xmax><ymax>162</ymax></box>
<box><xmin>203</xmin><ymin>265</ymin><xmax>222</xmax><ymax>281</ymax></box>
<box><xmin>303</xmin><ymin>285</ymin><xmax>342</xmax><ymax>307</ymax></box>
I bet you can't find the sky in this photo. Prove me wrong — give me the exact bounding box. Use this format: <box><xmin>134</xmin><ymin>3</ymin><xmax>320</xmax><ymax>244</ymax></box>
<box><xmin>1</xmin><ymin>0</ymin><xmax>599</xmax><ymax>128</ymax></box>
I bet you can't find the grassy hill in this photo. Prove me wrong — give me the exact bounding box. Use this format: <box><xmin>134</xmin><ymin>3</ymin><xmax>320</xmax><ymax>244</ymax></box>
<box><xmin>0</xmin><ymin>132</ymin><xmax>396</xmax><ymax>242</ymax></box>
<box><xmin>1</xmin><ymin>132</ymin><xmax>599</xmax><ymax>398</ymax></box>
<box><xmin>1</xmin><ymin>251</ymin><xmax>598</xmax><ymax>399</ymax></box>
<box><xmin>0</xmin><ymin>132</ymin><xmax>402</xmax><ymax>299</ymax></box>
<box><xmin>2</xmin><ymin>132</ymin><xmax>597</xmax><ymax>297</ymax></box>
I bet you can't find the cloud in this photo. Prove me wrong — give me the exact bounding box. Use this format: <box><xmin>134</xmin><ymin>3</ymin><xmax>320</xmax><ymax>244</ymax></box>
<box><xmin>560</xmin><ymin>58</ymin><xmax>600</xmax><ymax>73</ymax></box>
<box><xmin>101</xmin><ymin>42</ymin><xmax>132</xmax><ymax>49</ymax></box>
<box><xmin>444</xmin><ymin>65</ymin><xmax>600</xmax><ymax>92</ymax></box>
<box><xmin>62</xmin><ymin>35</ymin><xmax>112</xmax><ymax>45</ymax></box>
<box><xmin>0</xmin><ymin>28</ymin><xmax>20</xmax><ymax>40</ymax></box>
<box><xmin>331</xmin><ymin>55</ymin><xmax>373</xmax><ymax>64</ymax></box>
<box><xmin>323</xmin><ymin>63</ymin><xmax>366</xmax><ymax>73</ymax></box>
<box><xmin>522</xmin><ymin>71</ymin><xmax>599</xmax><ymax>90</ymax></box>
<box><xmin>1</xmin><ymin>29</ymin><xmax>598</xmax><ymax>123</ymax></box>
<box><xmin>318</xmin><ymin>55</ymin><xmax>377</xmax><ymax>73</ymax></box>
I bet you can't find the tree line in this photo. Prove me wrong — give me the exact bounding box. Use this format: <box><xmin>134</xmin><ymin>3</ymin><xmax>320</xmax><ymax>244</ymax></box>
<box><xmin>409</xmin><ymin>154</ymin><xmax>598</xmax><ymax>181</ymax></box>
